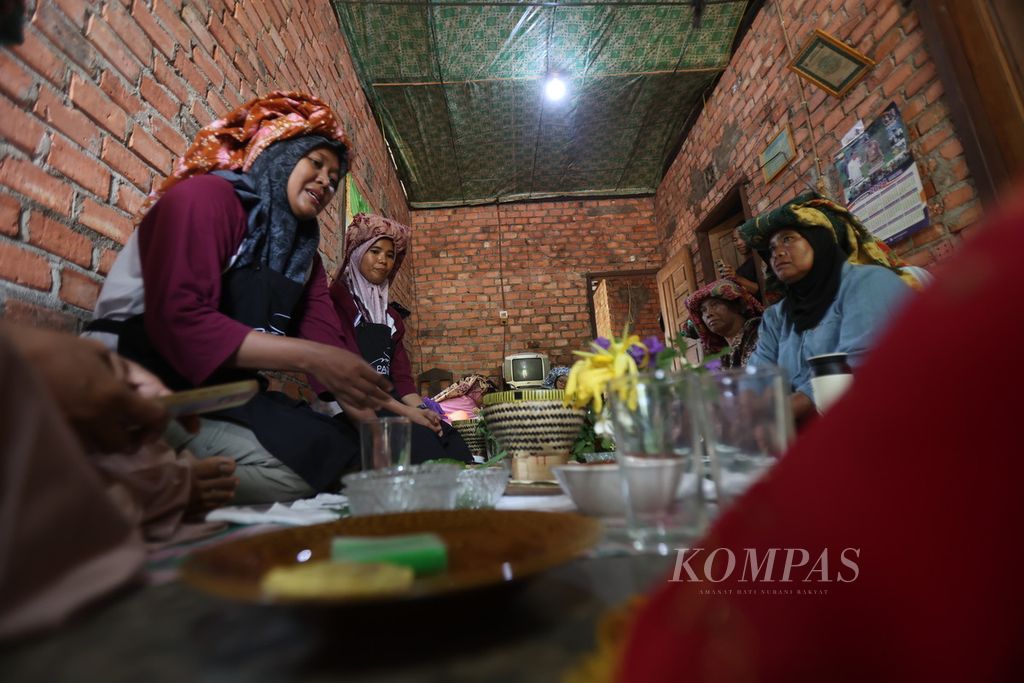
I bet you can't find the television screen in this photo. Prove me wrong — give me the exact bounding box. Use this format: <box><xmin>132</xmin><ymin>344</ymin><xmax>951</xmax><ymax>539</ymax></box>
<box><xmin>511</xmin><ymin>358</ymin><xmax>545</xmax><ymax>383</ymax></box>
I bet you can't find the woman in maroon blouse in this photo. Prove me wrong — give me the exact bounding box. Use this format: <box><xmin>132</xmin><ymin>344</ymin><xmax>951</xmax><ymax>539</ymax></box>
<box><xmin>87</xmin><ymin>93</ymin><xmax>391</xmax><ymax>504</ymax></box>
<box><xmin>329</xmin><ymin>214</ymin><xmax>471</xmax><ymax>463</ymax></box>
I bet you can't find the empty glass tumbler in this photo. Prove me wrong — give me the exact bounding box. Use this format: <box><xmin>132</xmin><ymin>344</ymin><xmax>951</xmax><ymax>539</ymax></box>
<box><xmin>359</xmin><ymin>416</ymin><xmax>412</xmax><ymax>471</ymax></box>
<box><xmin>699</xmin><ymin>364</ymin><xmax>794</xmax><ymax>511</ymax></box>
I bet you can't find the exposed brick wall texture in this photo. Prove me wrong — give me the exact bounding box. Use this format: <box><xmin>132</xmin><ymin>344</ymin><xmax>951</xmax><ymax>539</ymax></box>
<box><xmin>656</xmin><ymin>0</ymin><xmax>980</xmax><ymax>282</ymax></box>
<box><xmin>410</xmin><ymin>198</ymin><xmax>659</xmax><ymax>382</ymax></box>
<box><xmin>0</xmin><ymin>0</ymin><xmax>411</xmax><ymax>362</ymax></box>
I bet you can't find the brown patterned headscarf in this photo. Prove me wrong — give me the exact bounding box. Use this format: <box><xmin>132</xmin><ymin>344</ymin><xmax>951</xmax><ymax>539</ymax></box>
<box><xmin>145</xmin><ymin>91</ymin><xmax>349</xmax><ymax>210</ymax></box>
<box><xmin>341</xmin><ymin>213</ymin><xmax>411</xmax><ymax>283</ymax></box>
<box><xmin>338</xmin><ymin>214</ymin><xmax>411</xmax><ymax>328</ymax></box>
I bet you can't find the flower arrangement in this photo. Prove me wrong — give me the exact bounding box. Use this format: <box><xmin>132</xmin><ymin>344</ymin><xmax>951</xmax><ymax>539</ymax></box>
<box><xmin>564</xmin><ymin>328</ymin><xmax>725</xmax><ymax>413</ymax></box>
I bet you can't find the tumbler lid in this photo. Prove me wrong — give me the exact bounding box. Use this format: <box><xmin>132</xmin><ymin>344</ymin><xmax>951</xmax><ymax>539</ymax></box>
<box><xmin>807</xmin><ymin>353</ymin><xmax>852</xmax><ymax>377</ymax></box>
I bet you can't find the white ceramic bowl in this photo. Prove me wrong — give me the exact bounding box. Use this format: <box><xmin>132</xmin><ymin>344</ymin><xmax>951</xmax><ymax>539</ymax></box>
<box><xmin>551</xmin><ymin>463</ymin><xmax>625</xmax><ymax>517</ymax></box>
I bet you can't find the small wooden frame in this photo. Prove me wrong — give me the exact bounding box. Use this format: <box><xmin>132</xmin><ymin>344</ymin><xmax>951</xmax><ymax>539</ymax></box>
<box><xmin>759</xmin><ymin>125</ymin><xmax>796</xmax><ymax>184</ymax></box>
<box><xmin>787</xmin><ymin>29</ymin><xmax>876</xmax><ymax>98</ymax></box>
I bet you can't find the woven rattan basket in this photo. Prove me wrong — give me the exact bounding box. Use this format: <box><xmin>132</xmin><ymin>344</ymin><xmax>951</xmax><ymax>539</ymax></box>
<box><xmin>450</xmin><ymin>418</ymin><xmax>486</xmax><ymax>457</ymax></box>
<box><xmin>481</xmin><ymin>390</ymin><xmax>584</xmax><ymax>480</ymax></box>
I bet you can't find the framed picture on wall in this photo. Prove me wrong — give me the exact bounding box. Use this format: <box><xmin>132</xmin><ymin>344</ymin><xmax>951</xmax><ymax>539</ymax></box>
<box><xmin>787</xmin><ymin>29</ymin><xmax>876</xmax><ymax>98</ymax></box>
<box><xmin>759</xmin><ymin>125</ymin><xmax>796</xmax><ymax>184</ymax></box>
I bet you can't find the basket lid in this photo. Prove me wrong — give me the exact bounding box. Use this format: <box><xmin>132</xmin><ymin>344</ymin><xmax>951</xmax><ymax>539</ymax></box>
<box><xmin>482</xmin><ymin>389</ymin><xmax>565</xmax><ymax>406</ymax></box>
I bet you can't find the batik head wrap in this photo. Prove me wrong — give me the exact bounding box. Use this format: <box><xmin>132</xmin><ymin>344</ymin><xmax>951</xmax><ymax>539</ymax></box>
<box><xmin>684</xmin><ymin>279</ymin><xmax>764</xmax><ymax>354</ymax></box>
<box><xmin>738</xmin><ymin>191</ymin><xmax>918</xmax><ymax>331</ymax></box>
<box><xmin>145</xmin><ymin>92</ymin><xmax>349</xmax><ymax>285</ymax></box>
<box><xmin>340</xmin><ymin>213</ymin><xmax>411</xmax><ymax>328</ymax></box>
<box><xmin>738</xmin><ymin>191</ymin><xmax>911</xmax><ymax>278</ymax></box>
<box><xmin>146</xmin><ymin>91</ymin><xmax>349</xmax><ymax>208</ymax></box>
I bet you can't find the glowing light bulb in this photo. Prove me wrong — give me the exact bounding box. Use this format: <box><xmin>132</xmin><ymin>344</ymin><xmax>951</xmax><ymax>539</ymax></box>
<box><xmin>545</xmin><ymin>76</ymin><xmax>566</xmax><ymax>102</ymax></box>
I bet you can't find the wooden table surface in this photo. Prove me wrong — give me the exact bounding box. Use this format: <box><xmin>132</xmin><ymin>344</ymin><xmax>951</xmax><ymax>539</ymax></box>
<box><xmin>3</xmin><ymin>553</ymin><xmax>676</xmax><ymax>683</ymax></box>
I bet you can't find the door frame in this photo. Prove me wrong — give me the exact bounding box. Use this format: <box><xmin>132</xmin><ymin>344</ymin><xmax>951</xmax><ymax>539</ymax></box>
<box><xmin>914</xmin><ymin>0</ymin><xmax>1024</xmax><ymax>202</ymax></box>
<box><xmin>583</xmin><ymin>268</ymin><xmax>661</xmax><ymax>340</ymax></box>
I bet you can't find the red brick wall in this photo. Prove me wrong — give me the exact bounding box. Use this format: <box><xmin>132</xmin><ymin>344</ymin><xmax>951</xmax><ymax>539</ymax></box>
<box><xmin>656</xmin><ymin>0</ymin><xmax>980</xmax><ymax>279</ymax></box>
<box><xmin>410</xmin><ymin>198</ymin><xmax>659</xmax><ymax>382</ymax></box>
<box><xmin>0</xmin><ymin>0</ymin><xmax>410</xmax><ymax>339</ymax></box>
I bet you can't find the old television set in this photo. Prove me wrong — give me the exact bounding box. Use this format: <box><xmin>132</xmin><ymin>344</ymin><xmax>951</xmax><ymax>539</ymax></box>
<box><xmin>502</xmin><ymin>352</ymin><xmax>551</xmax><ymax>390</ymax></box>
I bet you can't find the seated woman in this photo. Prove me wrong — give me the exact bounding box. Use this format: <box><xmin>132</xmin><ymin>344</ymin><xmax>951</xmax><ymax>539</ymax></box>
<box><xmin>86</xmin><ymin>92</ymin><xmax>392</xmax><ymax>505</ymax></box>
<box><xmin>683</xmin><ymin>278</ymin><xmax>764</xmax><ymax>368</ymax></box>
<box><xmin>543</xmin><ymin>366</ymin><xmax>571</xmax><ymax>390</ymax></box>
<box><xmin>328</xmin><ymin>214</ymin><xmax>472</xmax><ymax>463</ymax></box>
<box><xmin>740</xmin><ymin>192</ymin><xmax>917</xmax><ymax>423</ymax></box>
<box><xmin>432</xmin><ymin>374</ymin><xmax>497</xmax><ymax>423</ymax></box>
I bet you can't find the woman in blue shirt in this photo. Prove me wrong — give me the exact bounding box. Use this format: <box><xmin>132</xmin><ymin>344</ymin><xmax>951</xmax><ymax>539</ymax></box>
<box><xmin>741</xmin><ymin>193</ymin><xmax>920</xmax><ymax>423</ymax></box>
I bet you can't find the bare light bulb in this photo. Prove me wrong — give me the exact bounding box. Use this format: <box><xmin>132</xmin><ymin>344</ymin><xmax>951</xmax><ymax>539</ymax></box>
<box><xmin>544</xmin><ymin>76</ymin><xmax>566</xmax><ymax>102</ymax></box>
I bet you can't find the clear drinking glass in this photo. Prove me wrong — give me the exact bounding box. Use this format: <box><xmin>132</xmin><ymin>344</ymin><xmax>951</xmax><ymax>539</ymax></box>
<box><xmin>607</xmin><ymin>370</ymin><xmax>706</xmax><ymax>554</ymax></box>
<box><xmin>359</xmin><ymin>416</ymin><xmax>412</xmax><ymax>471</ymax></box>
<box><xmin>699</xmin><ymin>365</ymin><xmax>794</xmax><ymax>512</ymax></box>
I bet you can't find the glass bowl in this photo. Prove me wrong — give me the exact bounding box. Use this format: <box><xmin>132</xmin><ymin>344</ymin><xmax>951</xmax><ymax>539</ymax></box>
<box><xmin>455</xmin><ymin>467</ymin><xmax>510</xmax><ymax>509</ymax></box>
<box><xmin>342</xmin><ymin>463</ymin><xmax>460</xmax><ymax>516</ymax></box>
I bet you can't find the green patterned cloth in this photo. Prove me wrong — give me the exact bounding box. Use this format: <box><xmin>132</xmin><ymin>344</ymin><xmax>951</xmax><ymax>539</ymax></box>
<box><xmin>331</xmin><ymin>0</ymin><xmax>750</xmax><ymax>207</ymax></box>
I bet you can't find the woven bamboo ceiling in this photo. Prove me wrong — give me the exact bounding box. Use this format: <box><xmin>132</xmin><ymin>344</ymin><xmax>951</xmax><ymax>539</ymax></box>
<box><xmin>331</xmin><ymin>0</ymin><xmax>755</xmax><ymax>208</ymax></box>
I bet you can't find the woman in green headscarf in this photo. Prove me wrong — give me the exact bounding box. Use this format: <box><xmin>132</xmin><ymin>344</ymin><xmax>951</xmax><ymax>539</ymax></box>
<box><xmin>741</xmin><ymin>192</ymin><xmax>918</xmax><ymax>423</ymax></box>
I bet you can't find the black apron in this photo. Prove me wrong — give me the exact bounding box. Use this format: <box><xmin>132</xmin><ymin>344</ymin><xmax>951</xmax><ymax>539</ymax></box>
<box><xmin>355</xmin><ymin>320</ymin><xmax>393</xmax><ymax>378</ymax></box>
<box><xmin>88</xmin><ymin>264</ymin><xmax>359</xmax><ymax>490</ymax></box>
<box><xmin>354</xmin><ymin>317</ymin><xmax>472</xmax><ymax>464</ymax></box>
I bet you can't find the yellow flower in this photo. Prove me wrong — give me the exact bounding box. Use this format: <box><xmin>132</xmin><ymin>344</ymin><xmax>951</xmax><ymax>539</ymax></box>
<box><xmin>564</xmin><ymin>332</ymin><xmax>644</xmax><ymax>413</ymax></box>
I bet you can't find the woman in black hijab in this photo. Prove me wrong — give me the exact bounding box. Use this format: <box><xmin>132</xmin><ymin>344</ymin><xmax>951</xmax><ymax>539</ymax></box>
<box><xmin>740</xmin><ymin>193</ymin><xmax>917</xmax><ymax>423</ymax></box>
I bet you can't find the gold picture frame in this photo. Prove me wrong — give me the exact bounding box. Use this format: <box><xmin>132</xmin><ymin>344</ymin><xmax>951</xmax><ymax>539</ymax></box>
<box><xmin>759</xmin><ymin>125</ymin><xmax>796</xmax><ymax>184</ymax></box>
<box><xmin>787</xmin><ymin>29</ymin><xmax>876</xmax><ymax>98</ymax></box>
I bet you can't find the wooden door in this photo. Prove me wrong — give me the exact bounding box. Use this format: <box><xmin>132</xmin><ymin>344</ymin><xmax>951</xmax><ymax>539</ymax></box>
<box><xmin>656</xmin><ymin>245</ymin><xmax>701</xmax><ymax>363</ymax></box>
<box><xmin>709</xmin><ymin>213</ymin><xmax>745</xmax><ymax>272</ymax></box>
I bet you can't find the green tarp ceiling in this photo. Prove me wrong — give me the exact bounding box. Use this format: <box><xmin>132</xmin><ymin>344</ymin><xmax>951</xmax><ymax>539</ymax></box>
<box><xmin>331</xmin><ymin>0</ymin><xmax>753</xmax><ymax>208</ymax></box>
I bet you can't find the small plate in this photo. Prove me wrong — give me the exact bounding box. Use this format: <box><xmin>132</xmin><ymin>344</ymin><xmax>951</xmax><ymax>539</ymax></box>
<box><xmin>181</xmin><ymin>509</ymin><xmax>601</xmax><ymax>605</ymax></box>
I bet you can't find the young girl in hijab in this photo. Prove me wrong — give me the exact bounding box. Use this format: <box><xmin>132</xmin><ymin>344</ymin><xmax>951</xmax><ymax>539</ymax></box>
<box><xmin>329</xmin><ymin>214</ymin><xmax>472</xmax><ymax>463</ymax></box>
<box><xmin>86</xmin><ymin>92</ymin><xmax>392</xmax><ymax>504</ymax></box>
<box><xmin>740</xmin><ymin>191</ymin><xmax>916</xmax><ymax>422</ymax></box>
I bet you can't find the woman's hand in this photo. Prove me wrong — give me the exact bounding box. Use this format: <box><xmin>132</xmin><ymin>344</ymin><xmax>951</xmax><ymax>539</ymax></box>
<box><xmin>399</xmin><ymin>393</ymin><xmax>442</xmax><ymax>436</ymax></box>
<box><xmin>305</xmin><ymin>344</ymin><xmax>393</xmax><ymax>410</ymax></box>
<box><xmin>413</xmin><ymin>406</ymin><xmax>443</xmax><ymax>436</ymax></box>
<box><xmin>406</xmin><ymin>406</ymin><xmax>442</xmax><ymax>436</ymax></box>
<box><xmin>119</xmin><ymin>357</ymin><xmax>171</xmax><ymax>399</ymax></box>
<box><xmin>792</xmin><ymin>391</ymin><xmax>816</xmax><ymax>425</ymax></box>
<box><xmin>5</xmin><ymin>325</ymin><xmax>170</xmax><ymax>453</ymax></box>
<box><xmin>232</xmin><ymin>333</ymin><xmax>392</xmax><ymax>410</ymax></box>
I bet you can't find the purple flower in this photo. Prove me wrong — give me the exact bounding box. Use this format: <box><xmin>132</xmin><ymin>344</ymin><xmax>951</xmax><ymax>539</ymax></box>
<box><xmin>627</xmin><ymin>343</ymin><xmax>647</xmax><ymax>367</ymax></box>
<box><xmin>594</xmin><ymin>337</ymin><xmax>611</xmax><ymax>350</ymax></box>
<box><xmin>642</xmin><ymin>335</ymin><xmax>665</xmax><ymax>355</ymax></box>
<box><xmin>704</xmin><ymin>359</ymin><xmax>723</xmax><ymax>373</ymax></box>
<box><xmin>421</xmin><ymin>397</ymin><xmax>445</xmax><ymax>415</ymax></box>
